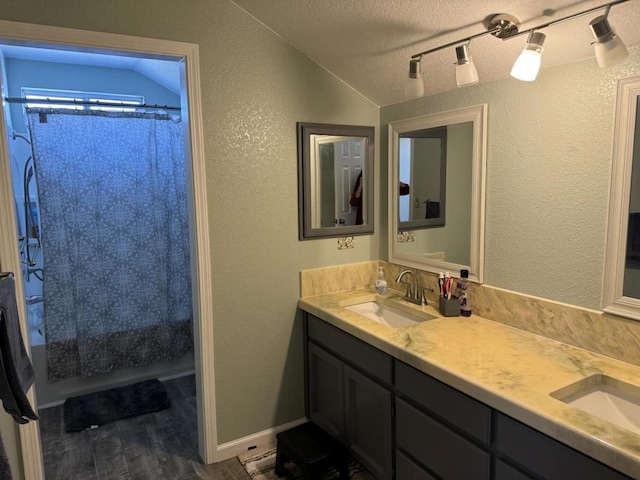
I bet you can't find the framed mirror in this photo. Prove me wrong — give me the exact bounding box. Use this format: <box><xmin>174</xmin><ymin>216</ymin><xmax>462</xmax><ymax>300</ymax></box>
<box><xmin>297</xmin><ymin>122</ymin><xmax>375</xmax><ymax>239</ymax></box>
<box><xmin>388</xmin><ymin>104</ymin><xmax>487</xmax><ymax>282</ymax></box>
<box><xmin>603</xmin><ymin>75</ymin><xmax>640</xmax><ymax>321</ymax></box>
<box><xmin>398</xmin><ymin>126</ymin><xmax>447</xmax><ymax>230</ymax></box>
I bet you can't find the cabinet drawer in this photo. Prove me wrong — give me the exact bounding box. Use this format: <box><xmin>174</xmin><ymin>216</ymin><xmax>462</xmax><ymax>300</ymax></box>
<box><xmin>396</xmin><ymin>399</ymin><xmax>490</xmax><ymax>480</ymax></box>
<box><xmin>395</xmin><ymin>360</ymin><xmax>491</xmax><ymax>444</ymax></box>
<box><xmin>396</xmin><ymin>450</ymin><xmax>437</xmax><ymax>480</ymax></box>
<box><xmin>307</xmin><ymin>315</ymin><xmax>392</xmax><ymax>383</ymax></box>
<box><xmin>495</xmin><ymin>414</ymin><xmax>632</xmax><ymax>480</ymax></box>
<box><xmin>495</xmin><ymin>461</ymin><xmax>534</xmax><ymax>480</ymax></box>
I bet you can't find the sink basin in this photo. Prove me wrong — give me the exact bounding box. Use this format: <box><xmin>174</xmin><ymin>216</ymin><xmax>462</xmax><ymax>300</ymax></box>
<box><xmin>550</xmin><ymin>375</ymin><xmax>640</xmax><ymax>435</ymax></box>
<box><xmin>344</xmin><ymin>301</ymin><xmax>435</xmax><ymax>328</ymax></box>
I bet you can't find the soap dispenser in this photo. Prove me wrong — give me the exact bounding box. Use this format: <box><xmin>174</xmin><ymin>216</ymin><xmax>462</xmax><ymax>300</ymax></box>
<box><xmin>375</xmin><ymin>266</ymin><xmax>388</xmax><ymax>294</ymax></box>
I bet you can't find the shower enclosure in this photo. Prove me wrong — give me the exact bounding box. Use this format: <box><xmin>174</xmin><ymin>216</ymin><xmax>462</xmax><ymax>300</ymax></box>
<box><xmin>6</xmin><ymin>106</ymin><xmax>195</xmax><ymax>407</ymax></box>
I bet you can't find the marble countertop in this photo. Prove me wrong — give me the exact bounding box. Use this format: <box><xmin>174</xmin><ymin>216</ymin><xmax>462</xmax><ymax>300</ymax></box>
<box><xmin>298</xmin><ymin>288</ymin><xmax>640</xmax><ymax>478</ymax></box>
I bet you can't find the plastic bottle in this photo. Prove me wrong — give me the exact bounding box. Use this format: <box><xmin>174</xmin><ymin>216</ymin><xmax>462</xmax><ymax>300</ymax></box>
<box><xmin>375</xmin><ymin>266</ymin><xmax>388</xmax><ymax>294</ymax></box>
<box><xmin>458</xmin><ymin>269</ymin><xmax>471</xmax><ymax>317</ymax></box>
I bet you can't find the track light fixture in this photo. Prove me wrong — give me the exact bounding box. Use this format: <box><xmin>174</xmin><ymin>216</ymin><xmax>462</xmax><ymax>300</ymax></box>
<box><xmin>405</xmin><ymin>0</ymin><xmax>630</xmax><ymax>98</ymax></box>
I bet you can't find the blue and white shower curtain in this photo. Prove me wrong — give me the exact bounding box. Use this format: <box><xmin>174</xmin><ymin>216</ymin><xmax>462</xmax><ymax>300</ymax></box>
<box><xmin>27</xmin><ymin>109</ymin><xmax>193</xmax><ymax>381</ymax></box>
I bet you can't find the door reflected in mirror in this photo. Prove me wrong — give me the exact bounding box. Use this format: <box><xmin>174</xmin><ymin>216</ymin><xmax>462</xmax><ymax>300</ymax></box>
<box><xmin>398</xmin><ymin>126</ymin><xmax>447</xmax><ymax>229</ymax></box>
<box><xmin>298</xmin><ymin>123</ymin><xmax>374</xmax><ymax>240</ymax></box>
<box><xmin>388</xmin><ymin>105</ymin><xmax>487</xmax><ymax>282</ymax></box>
<box><xmin>313</xmin><ymin>135</ymin><xmax>364</xmax><ymax>228</ymax></box>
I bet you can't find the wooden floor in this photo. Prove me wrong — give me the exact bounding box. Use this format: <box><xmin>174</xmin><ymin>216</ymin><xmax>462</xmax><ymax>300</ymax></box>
<box><xmin>38</xmin><ymin>375</ymin><xmax>251</xmax><ymax>480</ymax></box>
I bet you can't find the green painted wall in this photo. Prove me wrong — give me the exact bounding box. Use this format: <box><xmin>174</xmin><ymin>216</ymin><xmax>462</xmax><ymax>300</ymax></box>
<box><xmin>0</xmin><ymin>0</ymin><xmax>379</xmax><ymax>466</ymax></box>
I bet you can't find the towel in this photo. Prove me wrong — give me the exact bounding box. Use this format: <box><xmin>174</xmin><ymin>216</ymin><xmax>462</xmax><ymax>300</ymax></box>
<box><xmin>0</xmin><ymin>278</ymin><xmax>38</xmax><ymax>424</ymax></box>
<box><xmin>425</xmin><ymin>201</ymin><xmax>440</xmax><ymax>219</ymax></box>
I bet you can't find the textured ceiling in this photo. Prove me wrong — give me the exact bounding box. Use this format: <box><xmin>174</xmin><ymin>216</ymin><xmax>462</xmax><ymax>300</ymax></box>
<box><xmin>230</xmin><ymin>0</ymin><xmax>640</xmax><ymax>106</ymax></box>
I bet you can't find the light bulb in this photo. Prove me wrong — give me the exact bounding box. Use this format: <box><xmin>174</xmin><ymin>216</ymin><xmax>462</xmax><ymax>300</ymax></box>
<box><xmin>511</xmin><ymin>32</ymin><xmax>545</xmax><ymax>82</ymax></box>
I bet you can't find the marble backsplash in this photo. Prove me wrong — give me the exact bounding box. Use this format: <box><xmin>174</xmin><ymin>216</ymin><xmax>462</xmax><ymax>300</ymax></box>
<box><xmin>300</xmin><ymin>261</ymin><xmax>640</xmax><ymax>368</ymax></box>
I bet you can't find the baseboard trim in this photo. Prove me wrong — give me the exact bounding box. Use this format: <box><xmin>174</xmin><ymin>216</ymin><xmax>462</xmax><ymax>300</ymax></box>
<box><xmin>215</xmin><ymin>417</ymin><xmax>308</xmax><ymax>461</ymax></box>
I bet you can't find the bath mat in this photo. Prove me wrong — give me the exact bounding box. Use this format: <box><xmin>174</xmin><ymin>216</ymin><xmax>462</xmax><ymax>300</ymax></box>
<box><xmin>238</xmin><ymin>444</ymin><xmax>375</xmax><ymax>480</ymax></box>
<box><xmin>63</xmin><ymin>378</ymin><xmax>170</xmax><ymax>432</ymax></box>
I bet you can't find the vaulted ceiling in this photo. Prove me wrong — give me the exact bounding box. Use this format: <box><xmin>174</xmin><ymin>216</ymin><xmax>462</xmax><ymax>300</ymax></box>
<box><xmin>2</xmin><ymin>1</ymin><xmax>639</xmax><ymax>107</ymax></box>
<box><xmin>231</xmin><ymin>0</ymin><xmax>640</xmax><ymax>106</ymax></box>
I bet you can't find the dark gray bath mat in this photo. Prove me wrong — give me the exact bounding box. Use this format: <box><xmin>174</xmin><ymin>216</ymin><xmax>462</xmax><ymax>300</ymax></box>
<box><xmin>63</xmin><ymin>378</ymin><xmax>171</xmax><ymax>432</ymax></box>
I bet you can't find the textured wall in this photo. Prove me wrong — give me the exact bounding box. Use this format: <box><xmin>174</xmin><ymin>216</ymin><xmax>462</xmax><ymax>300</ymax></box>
<box><xmin>382</xmin><ymin>47</ymin><xmax>640</xmax><ymax>311</ymax></box>
<box><xmin>0</xmin><ymin>0</ymin><xmax>379</xmax><ymax>449</ymax></box>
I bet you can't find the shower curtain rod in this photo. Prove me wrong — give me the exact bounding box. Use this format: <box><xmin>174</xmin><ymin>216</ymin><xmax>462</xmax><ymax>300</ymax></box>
<box><xmin>4</xmin><ymin>96</ymin><xmax>181</xmax><ymax>111</ymax></box>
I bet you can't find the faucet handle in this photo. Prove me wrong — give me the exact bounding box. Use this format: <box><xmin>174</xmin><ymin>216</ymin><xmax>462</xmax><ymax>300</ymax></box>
<box><xmin>419</xmin><ymin>285</ymin><xmax>435</xmax><ymax>306</ymax></box>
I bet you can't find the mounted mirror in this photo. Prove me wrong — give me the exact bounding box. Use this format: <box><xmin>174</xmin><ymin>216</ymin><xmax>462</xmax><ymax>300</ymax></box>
<box><xmin>297</xmin><ymin>122</ymin><xmax>375</xmax><ymax>239</ymax></box>
<box><xmin>388</xmin><ymin>104</ymin><xmax>487</xmax><ymax>282</ymax></box>
<box><xmin>603</xmin><ymin>75</ymin><xmax>640</xmax><ymax>321</ymax></box>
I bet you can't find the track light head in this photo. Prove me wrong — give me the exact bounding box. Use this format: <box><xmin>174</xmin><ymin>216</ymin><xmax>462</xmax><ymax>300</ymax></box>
<box><xmin>405</xmin><ymin>58</ymin><xmax>424</xmax><ymax>98</ymax></box>
<box><xmin>589</xmin><ymin>15</ymin><xmax>628</xmax><ymax>67</ymax></box>
<box><xmin>455</xmin><ymin>45</ymin><xmax>479</xmax><ymax>87</ymax></box>
<box><xmin>511</xmin><ymin>31</ymin><xmax>546</xmax><ymax>82</ymax></box>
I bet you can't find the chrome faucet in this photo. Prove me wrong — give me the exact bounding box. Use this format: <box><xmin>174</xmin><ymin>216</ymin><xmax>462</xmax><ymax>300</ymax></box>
<box><xmin>396</xmin><ymin>269</ymin><xmax>422</xmax><ymax>305</ymax></box>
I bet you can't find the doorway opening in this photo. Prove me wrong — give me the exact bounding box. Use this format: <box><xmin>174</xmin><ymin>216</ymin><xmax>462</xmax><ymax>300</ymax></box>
<box><xmin>0</xmin><ymin>22</ymin><xmax>216</xmax><ymax>480</ymax></box>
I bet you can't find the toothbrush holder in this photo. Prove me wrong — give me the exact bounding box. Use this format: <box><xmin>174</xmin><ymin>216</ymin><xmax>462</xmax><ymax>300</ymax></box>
<box><xmin>439</xmin><ymin>297</ymin><xmax>461</xmax><ymax>317</ymax></box>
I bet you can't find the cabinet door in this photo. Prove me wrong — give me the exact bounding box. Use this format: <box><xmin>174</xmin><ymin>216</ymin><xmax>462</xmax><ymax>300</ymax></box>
<box><xmin>344</xmin><ymin>365</ymin><xmax>393</xmax><ymax>480</ymax></box>
<box><xmin>308</xmin><ymin>343</ymin><xmax>345</xmax><ymax>440</ymax></box>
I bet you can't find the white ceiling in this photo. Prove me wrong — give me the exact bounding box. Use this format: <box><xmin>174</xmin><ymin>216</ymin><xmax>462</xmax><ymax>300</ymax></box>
<box><xmin>230</xmin><ymin>0</ymin><xmax>640</xmax><ymax>106</ymax></box>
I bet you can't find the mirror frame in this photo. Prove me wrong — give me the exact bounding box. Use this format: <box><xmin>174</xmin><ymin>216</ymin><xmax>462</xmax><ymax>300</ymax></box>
<box><xmin>388</xmin><ymin>104</ymin><xmax>487</xmax><ymax>282</ymax></box>
<box><xmin>398</xmin><ymin>126</ymin><xmax>447</xmax><ymax>230</ymax></box>
<box><xmin>603</xmin><ymin>75</ymin><xmax>640</xmax><ymax>321</ymax></box>
<box><xmin>297</xmin><ymin>122</ymin><xmax>375</xmax><ymax>240</ymax></box>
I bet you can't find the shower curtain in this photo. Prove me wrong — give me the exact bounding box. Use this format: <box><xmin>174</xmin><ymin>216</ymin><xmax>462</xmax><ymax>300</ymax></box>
<box><xmin>27</xmin><ymin>109</ymin><xmax>193</xmax><ymax>382</ymax></box>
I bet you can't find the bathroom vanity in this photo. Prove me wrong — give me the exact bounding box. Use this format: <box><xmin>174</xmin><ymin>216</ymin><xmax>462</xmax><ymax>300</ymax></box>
<box><xmin>299</xmin><ymin>289</ymin><xmax>640</xmax><ymax>480</ymax></box>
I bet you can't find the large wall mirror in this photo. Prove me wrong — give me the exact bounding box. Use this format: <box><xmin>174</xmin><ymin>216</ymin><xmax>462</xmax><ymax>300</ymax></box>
<box><xmin>297</xmin><ymin>122</ymin><xmax>374</xmax><ymax>239</ymax></box>
<box><xmin>388</xmin><ymin>104</ymin><xmax>487</xmax><ymax>282</ymax></box>
<box><xmin>603</xmin><ymin>75</ymin><xmax>640</xmax><ymax>321</ymax></box>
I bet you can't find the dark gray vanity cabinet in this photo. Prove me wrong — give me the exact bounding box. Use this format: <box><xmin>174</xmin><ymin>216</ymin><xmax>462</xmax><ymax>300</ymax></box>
<box><xmin>306</xmin><ymin>315</ymin><xmax>393</xmax><ymax>480</ymax></box>
<box><xmin>395</xmin><ymin>361</ymin><xmax>492</xmax><ymax>479</ymax></box>
<box><xmin>495</xmin><ymin>414</ymin><xmax>633</xmax><ymax>480</ymax></box>
<box><xmin>304</xmin><ymin>312</ymin><xmax>634</xmax><ymax>480</ymax></box>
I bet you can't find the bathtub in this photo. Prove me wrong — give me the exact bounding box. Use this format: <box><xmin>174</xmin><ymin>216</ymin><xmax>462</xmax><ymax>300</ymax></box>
<box><xmin>26</xmin><ymin>301</ymin><xmax>195</xmax><ymax>408</ymax></box>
